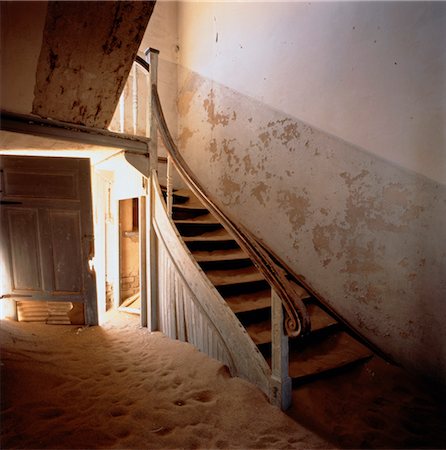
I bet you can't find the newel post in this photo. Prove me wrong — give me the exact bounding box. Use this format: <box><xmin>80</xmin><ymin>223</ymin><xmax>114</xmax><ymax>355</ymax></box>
<box><xmin>146</xmin><ymin>47</ymin><xmax>159</xmax><ymax>174</ymax></box>
<box><xmin>270</xmin><ymin>289</ymin><xmax>292</xmax><ymax>410</ymax></box>
<box><xmin>146</xmin><ymin>47</ymin><xmax>160</xmax><ymax>331</ymax></box>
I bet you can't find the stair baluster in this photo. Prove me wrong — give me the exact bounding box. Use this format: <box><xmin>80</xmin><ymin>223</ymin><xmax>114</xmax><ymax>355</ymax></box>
<box><xmin>271</xmin><ymin>288</ymin><xmax>292</xmax><ymax>410</ymax></box>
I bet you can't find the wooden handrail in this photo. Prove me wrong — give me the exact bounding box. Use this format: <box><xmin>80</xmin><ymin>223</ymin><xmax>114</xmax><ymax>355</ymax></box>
<box><xmin>151</xmin><ymin>85</ymin><xmax>310</xmax><ymax>338</ymax></box>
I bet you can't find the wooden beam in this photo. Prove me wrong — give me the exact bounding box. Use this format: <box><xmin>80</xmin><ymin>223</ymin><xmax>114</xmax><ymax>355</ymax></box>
<box><xmin>0</xmin><ymin>110</ymin><xmax>150</xmax><ymax>153</ymax></box>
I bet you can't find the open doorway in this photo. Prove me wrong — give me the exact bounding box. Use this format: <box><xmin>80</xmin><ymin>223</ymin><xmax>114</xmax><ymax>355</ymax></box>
<box><xmin>118</xmin><ymin>198</ymin><xmax>140</xmax><ymax>315</ymax></box>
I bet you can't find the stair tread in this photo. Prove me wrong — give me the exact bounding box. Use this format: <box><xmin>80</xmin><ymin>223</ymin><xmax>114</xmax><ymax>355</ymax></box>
<box><xmin>175</xmin><ymin>214</ymin><xmax>220</xmax><ymax>225</ymax></box>
<box><xmin>173</xmin><ymin>203</ymin><xmax>208</xmax><ymax>212</ymax></box>
<box><xmin>192</xmin><ymin>248</ymin><xmax>249</xmax><ymax>263</ymax></box>
<box><xmin>226</xmin><ymin>289</ymin><xmax>271</xmax><ymax>313</ymax></box>
<box><xmin>288</xmin><ymin>331</ymin><xmax>373</xmax><ymax>380</ymax></box>
<box><xmin>244</xmin><ymin>304</ymin><xmax>338</xmax><ymax>345</ymax></box>
<box><xmin>246</xmin><ymin>319</ymin><xmax>272</xmax><ymax>345</ymax></box>
<box><xmin>206</xmin><ymin>266</ymin><xmax>264</xmax><ymax>286</ymax></box>
<box><xmin>183</xmin><ymin>229</ymin><xmax>235</xmax><ymax>242</ymax></box>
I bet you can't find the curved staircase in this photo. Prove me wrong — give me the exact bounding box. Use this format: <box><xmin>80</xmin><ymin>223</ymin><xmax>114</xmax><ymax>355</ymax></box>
<box><xmin>165</xmin><ymin>186</ymin><xmax>373</xmax><ymax>387</ymax></box>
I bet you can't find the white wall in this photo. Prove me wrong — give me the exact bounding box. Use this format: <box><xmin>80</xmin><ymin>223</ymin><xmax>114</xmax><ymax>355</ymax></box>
<box><xmin>140</xmin><ymin>0</ymin><xmax>179</xmax><ymax>142</ymax></box>
<box><xmin>178</xmin><ymin>1</ymin><xmax>446</xmax><ymax>185</ymax></box>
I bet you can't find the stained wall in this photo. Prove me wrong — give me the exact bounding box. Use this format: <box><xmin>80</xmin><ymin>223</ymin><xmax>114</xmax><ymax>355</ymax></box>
<box><xmin>175</xmin><ymin>2</ymin><xmax>446</xmax><ymax>381</ymax></box>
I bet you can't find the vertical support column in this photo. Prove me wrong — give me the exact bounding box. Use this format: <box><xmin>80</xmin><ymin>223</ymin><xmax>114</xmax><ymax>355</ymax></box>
<box><xmin>146</xmin><ymin>48</ymin><xmax>160</xmax><ymax>331</ymax></box>
<box><xmin>146</xmin><ymin>47</ymin><xmax>159</xmax><ymax>173</ymax></box>
<box><xmin>132</xmin><ymin>63</ymin><xmax>138</xmax><ymax>135</ymax></box>
<box><xmin>139</xmin><ymin>194</ymin><xmax>147</xmax><ymax>328</ymax></box>
<box><xmin>270</xmin><ymin>288</ymin><xmax>292</xmax><ymax>410</ymax></box>
<box><xmin>166</xmin><ymin>155</ymin><xmax>173</xmax><ymax>218</ymax></box>
<box><xmin>147</xmin><ymin>174</ymin><xmax>158</xmax><ymax>331</ymax></box>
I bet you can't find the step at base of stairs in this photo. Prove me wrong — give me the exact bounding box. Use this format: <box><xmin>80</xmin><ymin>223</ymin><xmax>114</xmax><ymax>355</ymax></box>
<box><xmin>288</xmin><ymin>331</ymin><xmax>373</xmax><ymax>383</ymax></box>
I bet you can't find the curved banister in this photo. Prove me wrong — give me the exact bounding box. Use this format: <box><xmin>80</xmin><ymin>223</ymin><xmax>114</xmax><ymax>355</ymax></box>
<box><xmin>150</xmin><ymin>84</ymin><xmax>310</xmax><ymax>339</ymax></box>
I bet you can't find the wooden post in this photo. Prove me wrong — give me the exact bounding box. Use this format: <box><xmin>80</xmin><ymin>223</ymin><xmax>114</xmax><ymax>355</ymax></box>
<box><xmin>132</xmin><ymin>63</ymin><xmax>138</xmax><ymax>135</ymax></box>
<box><xmin>146</xmin><ymin>47</ymin><xmax>159</xmax><ymax>174</ymax></box>
<box><xmin>166</xmin><ymin>155</ymin><xmax>173</xmax><ymax>217</ymax></box>
<box><xmin>270</xmin><ymin>288</ymin><xmax>292</xmax><ymax>410</ymax></box>
<box><xmin>147</xmin><ymin>174</ymin><xmax>158</xmax><ymax>331</ymax></box>
<box><xmin>146</xmin><ymin>48</ymin><xmax>160</xmax><ymax>331</ymax></box>
<box><xmin>139</xmin><ymin>194</ymin><xmax>147</xmax><ymax>328</ymax></box>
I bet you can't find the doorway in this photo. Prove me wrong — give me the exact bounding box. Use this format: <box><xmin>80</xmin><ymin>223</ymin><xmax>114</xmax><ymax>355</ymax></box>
<box><xmin>118</xmin><ymin>198</ymin><xmax>140</xmax><ymax>315</ymax></box>
<box><xmin>0</xmin><ymin>155</ymin><xmax>97</xmax><ymax>325</ymax></box>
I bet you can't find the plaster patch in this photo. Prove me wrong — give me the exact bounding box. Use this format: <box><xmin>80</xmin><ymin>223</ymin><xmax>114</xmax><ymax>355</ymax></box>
<box><xmin>243</xmin><ymin>154</ymin><xmax>259</xmax><ymax>175</ymax></box>
<box><xmin>203</xmin><ymin>89</ymin><xmax>230</xmax><ymax>128</ymax></box>
<box><xmin>277</xmin><ymin>190</ymin><xmax>310</xmax><ymax>230</ymax></box>
<box><xmin>219</xmin><ymin>173</ymin><xmax>241</xmax><ymax>206</ymax></box>
<box><xmin>178</xmin><ymin>127</ymin><xmax>195</xmax><ymax>148</ymax></box>
<box><xmin>251</xmin><ymin>182</ymin><xmax>270</xmax><ymax>206</ymax></box>
<box><xmin>178</xmin><ymin>90</ymin><xmax>195</xmax><ymax>117</ymax></box>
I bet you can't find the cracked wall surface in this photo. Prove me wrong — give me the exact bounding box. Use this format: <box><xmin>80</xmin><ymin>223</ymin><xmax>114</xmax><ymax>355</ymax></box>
<box><xmin>177</xmin><ymin>68</ymin><xmax>446</xmax><ymax>382</ymax></box>
<box><xmin>1</xmin><ymin>1</ymin><xmax>155</xmax><ymax>128</ymax></box>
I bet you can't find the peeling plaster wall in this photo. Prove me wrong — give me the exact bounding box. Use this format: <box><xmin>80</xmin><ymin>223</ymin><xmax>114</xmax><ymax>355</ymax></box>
<box><xmin>178</xmin><ymin>69</ymin><xmax>446</xmax><ymax>382</ymax></box>
<box><xmin>32</xmin><ymin>1</ymin><xmax>154</xmax><ymax>127</ymax></box>
<box><xmin>178</xmin><ymin>1</ymin><xmax>446</xmax><ymax>184</ymax></box>
<box><xmin>176</xmin><ymin>3</ymin><xmax>446</xmax><ymax>381</ymax></box>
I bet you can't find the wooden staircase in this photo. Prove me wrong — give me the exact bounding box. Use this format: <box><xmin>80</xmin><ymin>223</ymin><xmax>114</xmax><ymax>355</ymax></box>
<box><xmin>165</xmin><ymin>186</ymin><xmax>373</xmax><ymax>387</ymax></box>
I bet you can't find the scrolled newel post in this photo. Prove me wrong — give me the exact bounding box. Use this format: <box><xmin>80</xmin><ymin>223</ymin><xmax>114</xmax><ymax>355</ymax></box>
<box><xmin>270</xmin><ymin>288</ymin><xmax>292</xmax><ymax>410</ymax></box>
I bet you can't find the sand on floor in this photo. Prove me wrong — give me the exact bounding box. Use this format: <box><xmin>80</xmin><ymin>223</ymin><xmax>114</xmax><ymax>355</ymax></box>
<box><xmin>0</xmin><ymin>310</ymin><xmax>332</xmax><ymax>449</ymax></box>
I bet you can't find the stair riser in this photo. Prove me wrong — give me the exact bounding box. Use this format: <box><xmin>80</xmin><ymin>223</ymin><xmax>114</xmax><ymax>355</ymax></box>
<box><xmin>176</xmin><ymin>223</ymin><xmax>222</xmax><ymax>237</ymax></box>
<box><xmin>217</xmin><ymin>280</ymin><xmax>270</xmax><ymax>297</ymax></box>
<box><xmin>172</xmin><ymin>209</ymin><xmax>209</xmax><ymax>220</ymax></box>
<box><xmin>186</xmin><ymin>240</ymin><xmax>240</xmax><ymax>252</ymax></box>
<box><xmin>198</xmin><ymin>258</ymin><xmax>253</xmax><ymax>271</ymax></box>
<box><xmin>237</xmin><ymin>307</ymin><xmax>271</xmax><ymax>326</ymax></box>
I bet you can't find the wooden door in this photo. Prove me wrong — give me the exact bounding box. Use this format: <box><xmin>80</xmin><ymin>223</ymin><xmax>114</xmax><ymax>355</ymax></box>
<box><xmin>0</xmin><ymin>155</ymin><xmax>98</xmax><ymax>324</ymax></box>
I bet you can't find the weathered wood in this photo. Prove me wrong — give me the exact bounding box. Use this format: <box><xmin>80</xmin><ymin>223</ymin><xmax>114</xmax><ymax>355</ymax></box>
<box><xmin>0</xmin><ymin>156</ymin><xmax>97</xmax><ymax>325</ymax></box>
<box><xmin>166</xmin><ymin>155</ymin><xmax>173</xmax><ymax>218</ymax></box>
<box><xmin>147</xmin><ymin>48</ymin><xmax>159</xmax><ymax>173</ymax></box>
<box><xmin>147</xmin><ymin>170</ymin><xmax>158</xmax><ymax>331</ymax></box>
<box><xmin>139</xmin><ymin>195</ymin><xmax>147</xmax><ymax>327</ymax></box>
<box><xmin>152</xmin><ymin>173</ymin><xmax>271</xmax><ymax>394</ymax></box>
<box><xmin>270</xmin><ymin>289</ymin><xmax>292</xmax><ymax>410</ymax></box>
<box><xmin>132</xmin><ymin>64</ymin><xmax>138</xmax><ymax>135</ymax></box>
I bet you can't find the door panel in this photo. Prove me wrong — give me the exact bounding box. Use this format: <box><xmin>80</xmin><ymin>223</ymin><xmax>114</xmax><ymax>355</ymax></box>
<box><xmin>4</xmin><ymin>170</ymin><xmax>78</xmax><ymax>200</ymax></box>
<box><xmin>0</xmin><ymin>155</ymin><xmax>97</xmax><ymax>324</ymax></box>
<box><xmin>7</xmin><ymin>208</ymin><xmax>42</xmax><ymax>291</ymax></box>
<box><xmin>50</xmin><ymin>210</ymin><xmax>82</xmax><ymax>293</ymax></box>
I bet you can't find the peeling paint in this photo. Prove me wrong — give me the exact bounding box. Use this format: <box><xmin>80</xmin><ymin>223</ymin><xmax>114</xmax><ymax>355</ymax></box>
<box><xmin>251</xmin><ymin>182</ymin><xmax>270</xmax><ymax>206</ymax></box>
<box><xmin>277</xmin><ymin>190</ymin><xmax>310</xmax><ymax>229</ymax></box>
<box><xmin>203</xmin><ymin>89</ymin><xmax>230</xmax><ymax>128</ymax></box>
